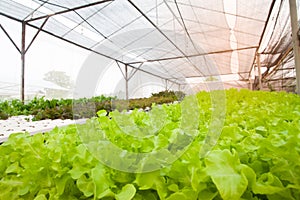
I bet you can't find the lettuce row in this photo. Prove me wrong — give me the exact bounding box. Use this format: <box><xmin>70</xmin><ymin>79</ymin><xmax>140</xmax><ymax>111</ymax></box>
<box><xmin>0</xmin><ymin>89</ymin><xmax>299</xmax><ymax>199</ymax></box>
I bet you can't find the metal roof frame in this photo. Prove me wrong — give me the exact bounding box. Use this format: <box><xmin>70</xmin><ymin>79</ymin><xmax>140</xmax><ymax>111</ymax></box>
<box><xmin>0</xmin><ymin>0</ymin><xmax>299</xmax><ymax>100</ymax></box>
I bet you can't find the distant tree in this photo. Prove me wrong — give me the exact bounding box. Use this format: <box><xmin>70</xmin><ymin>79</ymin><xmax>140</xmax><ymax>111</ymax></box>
<box><xmin>43</xmin><ymin>70</ymin><xmax>74</xmax><ymax>89</ymax></box>
<box><xmin>43</xmin><ymin>70</ymin><xmax>74</xmax><ymax>98</ymax></box>
<box><xmin>205</xmin><ymin>76</ymin><xmax>218</xmax><ymax>82</ymax></box>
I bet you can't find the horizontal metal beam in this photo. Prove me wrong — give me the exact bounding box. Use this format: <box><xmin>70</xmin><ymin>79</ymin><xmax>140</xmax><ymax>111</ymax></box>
<box><xmin>25</xmin><ymin>22</ymin><xmax>117</xmax><ymax>60</ymax></box>
<box><xmin>26</xmin><ymin>0</ymin><xmax>113</xmax><ymax>22</ymax></box>
<box><xmin>184</xmin><ymin>71</ymin><xmax>250</xmax><ymax>79</ymax></box>
<box><xmin>0</xmin><ymin>12</ymin><xmax>23</xmax><ymax>23</ymax></box>
<box><xmin>266</xmin><ymin>77</ymin><xmax>296</xmax><ymax>82</ymax></box>
<box><xmin>275</xmin><ymin>67</ymin><xmax>296</xmax><ymax>71</ymax></box>
<box><xmin>25</xmin><ymin>21</ymin><xmax>181</xmax><ymax>86</ymax></box>
<box><xmin>126</xmin><ymin>46</ymin><xmax>258</xmax><ymax>65</ymax></box>
<box><xmin>263</xmin><ymin>47</ymin><xmax>293</xmax><ymax>79</ymax></box>
<box><xmin>128</xmin><ymin>64</ymin><xmax>182</xmax><ymax>85</ymax></box>
<box><xmin>271</xmin><ymin>85</ymin><xmax>296</xmax><ymax>87</ymax></box>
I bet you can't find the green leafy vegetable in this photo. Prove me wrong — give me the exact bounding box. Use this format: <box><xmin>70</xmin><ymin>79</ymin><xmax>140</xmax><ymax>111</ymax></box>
<box><xmin>0</xmin><ymin>89</ymin><xmax>299</xmax><ymax>199</ymax></box>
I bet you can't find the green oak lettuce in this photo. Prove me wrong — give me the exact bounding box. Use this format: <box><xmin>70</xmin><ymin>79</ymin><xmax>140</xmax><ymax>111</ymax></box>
<box><xmin>0</xmin><ymin>89</ymin><xmax>299</xmax><ymax>199</ymax></box>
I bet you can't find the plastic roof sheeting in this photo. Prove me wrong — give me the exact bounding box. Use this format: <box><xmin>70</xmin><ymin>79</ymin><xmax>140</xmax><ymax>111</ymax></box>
<box><xmin>0</xmin><ymin>0</ymin><xmax>289</xmax><ymax>86</ymax></box>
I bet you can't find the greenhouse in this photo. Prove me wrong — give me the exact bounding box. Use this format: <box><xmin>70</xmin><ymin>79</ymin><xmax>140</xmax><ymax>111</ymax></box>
<box><xmin>0</xmin><ymin>0</ymin><xmax>300</xmax><ymax>199</ymax></box>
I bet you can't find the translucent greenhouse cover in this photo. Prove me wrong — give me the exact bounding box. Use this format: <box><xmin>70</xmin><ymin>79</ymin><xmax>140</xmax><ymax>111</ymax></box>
<box><xmin>0</xmin><ymin>0</ymin><xmax>298</xmax><ymax>97</ymax></box>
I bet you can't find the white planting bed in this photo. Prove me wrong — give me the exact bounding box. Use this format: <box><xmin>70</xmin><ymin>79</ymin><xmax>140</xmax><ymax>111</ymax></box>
<box><xmin>0</xmin><ymin>115</ymin><xmax>87</xmax><ymax>143</ymax></box>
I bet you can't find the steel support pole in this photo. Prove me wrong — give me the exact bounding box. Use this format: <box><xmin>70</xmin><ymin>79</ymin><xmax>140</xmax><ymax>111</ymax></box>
<box><xmin>125</xmin><ymin>64</ymin><xmax>129</xmax><ymax>100</ymax></box>
<box><xmin>165</xmin><ymin>79</ymin><xmax>168</xmax><ymax>91</ymax></box>
<box><xmin>289</xmin><ymin>0</ymin><xmax>300</xmax><ymax>94</ymax></box>
<box><xmin>257</xmin><ymin>53</ymin><xmax>262</xmax><ymax>90</ymax></box>
<box><xmin>249</xmin><ymin>78</ymin><xmax>253</xmax><ymax>90</ymax></box>
<box><xmin>21</xmin><ymin>22</ymin><xmax>26</xmax><ymax>102</ymax></box>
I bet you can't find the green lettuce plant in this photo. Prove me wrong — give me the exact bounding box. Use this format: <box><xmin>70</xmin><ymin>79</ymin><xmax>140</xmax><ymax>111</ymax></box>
<box><xmin>0</xmin><ymin>89</ymin><xmax>299</xmax><ymax>199</ymax></box>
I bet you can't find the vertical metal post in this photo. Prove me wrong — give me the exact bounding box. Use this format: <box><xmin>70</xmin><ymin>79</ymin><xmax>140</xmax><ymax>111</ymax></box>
<box><xmin>249</xmin><ymin>79</ymin><xmax>253</xmax><ymax>90</ymax></box>
<box><xmin>257</xmin><ymin>53</ymin><xmax>262</xmax><ymax>90</ymax></box>
<box><xmin>21</xmin><ymin>22</ymin><xmax>26</xmax><ymax>102</ymax></box>
<box><xmin>125</xmin><ymin>64</ymin><xmax>129</xmax><ymax>100</ymax></box>
<box><xmin>165</xmin><ymin>79</ymin><xmax>168</xmax><ymax>91</ymax></box>
<box><xmin>289</xmin><ymin>0</ymin><xmax>300</xmax><ymax>94</ymax></box>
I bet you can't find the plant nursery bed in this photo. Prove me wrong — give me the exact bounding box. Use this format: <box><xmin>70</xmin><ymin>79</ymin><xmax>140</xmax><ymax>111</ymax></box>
<box><xmin>0</xmin><ymin>115</ymin><xmax>87</xmax><ymax>143</ymax></box>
